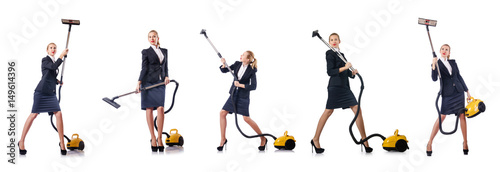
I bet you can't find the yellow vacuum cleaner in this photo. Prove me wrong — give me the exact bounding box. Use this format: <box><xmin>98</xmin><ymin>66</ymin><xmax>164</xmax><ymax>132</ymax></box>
<box><xmin>273</xmin><ymin>131</ymin><xmax>296</xmax><ymax>150</ymax></box>
<box><xmin>165</xmin><ymin>129</ymin><xmax>184</xmax><ymax>147</ymax></box>
<box><xmin>382</xmin><ymin>130</ymin><xmax>409</xmax><ymax>152</ymax></box>
<box><xmin>66</xmin><ymin>134</ymin><xmax>84</xmax><ymax>151</ymax></box>
<box><xmin>465</xmin><ymin>97</ymin><xmax>486</xmax><ymax>118</ymax></box>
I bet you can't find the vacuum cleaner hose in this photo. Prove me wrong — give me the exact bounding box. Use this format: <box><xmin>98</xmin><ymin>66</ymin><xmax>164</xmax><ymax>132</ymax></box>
<box><xmin>348</xmin><ymin>73</ymin><xmax>386</xmax><ymax>145</ymax></box>
<box><xmin>153</xmin><ymin>80</ymin><xmax>179</xmax><ymax>138</ymax></box>
<box><xmin>230</xmin><ymin>87</ymin><xmax>277</xmax><ymax>140</ymax></box>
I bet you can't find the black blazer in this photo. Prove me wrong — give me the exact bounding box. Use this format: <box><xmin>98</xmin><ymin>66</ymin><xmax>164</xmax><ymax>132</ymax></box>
<box><xmin>326</xmin><ymin>50</ymin><xmax>355</xmax><ymax>88</ymax></box>
<box><xmin>34</xmin><ymin>56</ymin><xmax>63</xmax><ymax>95</ymax></box>
<box><xmin>138</xmin><ymin>47</ymin><xmax>168</xmax><ymax>83</ymax></box>
<box><xmin>220</xmin><ymin>61</ymin><xmax>257</xmax><ymax>99</ymax></box>
<box><xmin>432</xmin><ymin>59</ymin><xmax>468</xmax><ymax>96</ymax></box>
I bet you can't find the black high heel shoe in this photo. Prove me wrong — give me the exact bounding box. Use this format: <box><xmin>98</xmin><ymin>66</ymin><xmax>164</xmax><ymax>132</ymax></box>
<box><xmin>258</xmin><ymin>138</ymin><xmax>268</xmax><ymax>151</ymax></box>
<box><xmin>151</xmin><ymin>139</ymin><xmax>158</xmax><ymax>152</ymax></box>
<box><xmin>361</xmin><ymin>143</ymin><xmax>373</xmax><ymax>153</ymax></box>
<box><xmin>217</xmin><ymin>139</ymin><xmax>227</xmax><ymax>151</ymax></box>
<box><xmin>310</xmin><ymin>139</ymin><xmax>324</xmax><ymax>154</ymax></box>
<box><xmin>463</xmin><ymin>142</ymin><xmax>469</xmax><ymax>155</ymax></box>
<box><xmin>426</xmin><ymin>143</ymin><xmax>432</xmax><ymax>156</ymax></box>
<box><xmin>158</xmin><ymin>138</ymin><xmax>164</xmax><ymax>152</ymax></box>
<box><xmin>59</xmin><ymin>142</ymin><xmax>67</xmax><ymax>155</ymax></box>
<box><xmin>18</xmin><ymin>142</ymin><xmax>27</xmax><ymax>155</ymax></box>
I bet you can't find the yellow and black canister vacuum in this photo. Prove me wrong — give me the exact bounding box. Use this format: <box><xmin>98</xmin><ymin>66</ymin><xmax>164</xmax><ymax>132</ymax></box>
<box><xmin>200</xmin><ymin>29</ymin><xmax>296</xmax><ymax>150</ymax></box>
<box><xmin>102</xmin><ymin>80</ymin><xmax>184</xmax><ymax>147</ymax></box>
<box><xmin>312</xmin><ymin>30</ymin><xmax>409</xmax><ymax>152</ymax></box>
<box><xmin>50</xmin><ymin>19</ymin><xmax>85</xmax><ymax>152</ymax></box>
<box><xmin>418</xmin><ymin>18</ymin><xmax>486</xmax><ymax>135</ymax></box>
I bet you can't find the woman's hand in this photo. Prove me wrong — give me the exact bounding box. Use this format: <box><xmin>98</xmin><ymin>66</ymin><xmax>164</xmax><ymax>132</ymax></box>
<box><xmin>136</xmin><ymin>81</ymin><xmax>142</xmax><ymax>93</ymax></box>
<box><xmin>344</xmin><ymin>62</ymin><xmax>352</xmax><ymax>69</ymax></box>
<box><xmin>234</xmin><ymin>81</ymin><xmax>245</xmax><ymax>88</ymax></box>
<box><xmin>59</xmin><ymin>49</ymin><xmax>69</xmax><ymax>59</ymax></box>
<box><xmin>352</xmin><ymin>69</ymin><xmax>358</xmax><ymax>76</ymax></box>
<box><xmin>467</xmin><ymin>91</ymin><xmax>472</xmax><ymax>101</ymax></box>
<box><xmin>221</xmin><ymin>58</ymin><xmax>226</xmax><ymax>68</ymax></box>
<box><xmin>57</xmin><ymin>79</ymin><xmax>63</xmax><ymax>86</ymax></box>
<box><xmin>164</xmin><ymin>77</ymin><xmax>170</xmax><ymax>85</ymax></box>
<box><xmin>432</xmin><ymin>57</ymin><xmax>438</xmax><ymax>70</ymax></box>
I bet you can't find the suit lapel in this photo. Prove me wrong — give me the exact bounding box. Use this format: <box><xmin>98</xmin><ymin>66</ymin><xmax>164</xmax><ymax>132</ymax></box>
<box><xmin>438</xmin><ymin>60</ymin><xmax>451</xmax><ymax>76</ymax></box>
<box><xmin>240</xmin><ymin>64</ymin><xmax>252</xmax><ymax>81</ymax></box>
<box><xmin>148</xmin><ymin>47</ymin><xmax>160</xmax><ymax>63</ymax></box>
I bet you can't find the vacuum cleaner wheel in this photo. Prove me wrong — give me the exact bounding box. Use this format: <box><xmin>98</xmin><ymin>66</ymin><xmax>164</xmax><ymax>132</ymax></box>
<box><xmin>395</xmin><ymin>139</ymin><xmax>408</xmax><ymax>152</ymax></box>
<box><xmin>284</xmin><ymin>139</ymin><xmax>295</xmax><ymax>150</ymax></box>
<box><xmin>178</xmin><ymin>136</ymin><xmax>184</xmax><ymax>147</ymax></box>
<box><xmin>78</xmin><ymin>141</ymin><xmax>85</xmax><ymax>151</ymax></box>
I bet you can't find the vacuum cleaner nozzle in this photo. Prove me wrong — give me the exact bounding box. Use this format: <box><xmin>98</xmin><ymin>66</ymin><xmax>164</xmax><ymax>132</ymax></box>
<box><xmin>418</xmin><ymin>18</ymin><xmax>437</xmax><ymax>27</ymax></box>
<box><xmin>102</xmin><ymin>97</ymin><xmax>120</xmax><ymax>109</ymax></box>
<box><xmin>312</xmin><ymin>30</ymin><xmax>321</xmax><ymax>38</ymax></box>
<box><xmin>61</xmin><ymin>19</ymin><xmax>80</xmax><ymax>25</ymax></box>
<box><xmin>200</xmin><ymin>29</ymin><xmax>207</xmax><ymax>38</ymax></box>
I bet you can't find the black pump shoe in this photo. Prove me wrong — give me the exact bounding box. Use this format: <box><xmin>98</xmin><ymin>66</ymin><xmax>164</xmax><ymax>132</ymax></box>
<box><xmin>426</xmin><ymin>143</ymin><xmax>432</xmax><ymax>156</ymax></box>
<box><xmin>361</xmin><ymin>143</ymin><xmax>373</xmax><ymax>153</ymax></box>
<box><xmin>217</xmin><ymin>139</ymin><xmax>227</xmax><ymax>151</ymax></box>
<box><xmin>463</xmin><ymin>142</ymin><xmax>469</xmax><ymax>155</ymax></box>
<box><xmin>258</xmin><ymin>138</ymin><xmax>268</xmax><ymax>151</ymax></box>
<box><xmin>59</xmin><ymin>142</ymin><xmax>67</xmax><ymax>155</ymax></box>
<box><xmin>18</xmin><ymin>142</ymin><xmax>27</xmax><ymax>155</ymax></box>
<box><xmin>310</xmin><ymin>139</ymin><xmax>324</xmax><ymax>154</ymax></box>
<box><xmin>151</xmin><ymin>139</ymin><xmax>158</xmax><ymax>152</ymax></box>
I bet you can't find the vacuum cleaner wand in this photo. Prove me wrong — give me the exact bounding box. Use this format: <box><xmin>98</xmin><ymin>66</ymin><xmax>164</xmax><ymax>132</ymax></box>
<box><xmin>312</xmin><ymin>30</ymin><xmax>355</xmax><ymax>71</ymax></box>
<box><xmin>419</xmin><ymin>18</ymin><xmax>459</xmax><ymax>135</ymax></box>
<box><xmin>58</xmin><ymin>19</ymin><xmax>80</xmax><ymax>102</ymax></box>
<box><xmin>102</xmin><ymin>81</ymin><xmax>172</xmax><ymax>109</ymax></box>
<box><xmin>200</xmin><ymin>29</ymin><xmax>238</xmax><ymax>81</ymax></box>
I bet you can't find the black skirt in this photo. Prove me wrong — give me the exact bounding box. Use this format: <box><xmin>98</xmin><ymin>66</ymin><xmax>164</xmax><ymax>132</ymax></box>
<box><xmin>31</xmin><ymin>91</ymin><xmax>60</xmax><ymax>113</ymax></box>
<box><xmin>441</xmin><ymin>91</ymin><xmax>465</xmax><ymax>115</ymax></box>
<box><xmin>326</xmin><ymin>86</ymin><xmax>358</xmax><ymax>109</ymax></box>
<box><xmin>222</xmin><ymin>90</ymin><xmax>250</xmax><ymax>116</ymax></box>
<box><xmin>141</xmin><ymin>80</ymin><xmax>165</xmax><ymax>110</ymax></box>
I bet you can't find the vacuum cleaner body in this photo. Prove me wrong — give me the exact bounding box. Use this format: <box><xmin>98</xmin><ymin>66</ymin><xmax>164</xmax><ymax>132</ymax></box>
<box><xmin>66</xmin><ymin>134</ymin><xmax>85</xmax><ymax>151</ymax></box>
<box><xmin>273</xmin><ymin>131</ymin><xmax>296</xmax><ymax>150</ymax></box>
<box><xmin>382</xmin><ymin>130</ymin><xmax>409</xmax><ymax>152</ymax></box>
<box><xmin>465</xmin><ymin>97</ymin><xmax>486</xmax><ymax>118</ymax></box>
<box><xmin>165</xmin><ymin>129</ymin><xmax>184</xmax><ymax>147</ymax></box>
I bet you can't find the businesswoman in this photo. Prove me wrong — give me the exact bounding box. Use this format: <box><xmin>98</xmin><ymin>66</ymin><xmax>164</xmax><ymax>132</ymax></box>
<box><xmin>311</xmin><ymin>33</ymin><xmax>371</xmax><ymax>154</ymax></box>
<box><xmin>136</xmin><ymin>30</ymin><xmax>170</xmax><ymax>152</ymax></box>
<box><xmin>217</xmin><ymin>51</ymin><xmax>267</xmax><ymax>151</ymax></box>
<box><xmin>426</xmin><ymin>44</ymin><xmax>471</xmax><ymax>156</ymax></box>
<box><xmin>19</xmin><ymin>43</ymin><xmax>68</xmax><ymax>155</ymax></box>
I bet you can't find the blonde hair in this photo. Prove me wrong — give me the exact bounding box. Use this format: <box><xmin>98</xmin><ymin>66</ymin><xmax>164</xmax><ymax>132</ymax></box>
<box><xmin>329</xmin><ymin>33</ymin><xmax>340</xmax><ymax>41</ymax></box>
<box><xmin>46</xmin><ymin>42</ymin><xmax>56</xmax><ymax>50</ymax></box>
<box><xmin>441</xmin><ymin>44</ymin><xmax>451</xmax><ymax>59</ymax></box>
<box><xmin>246</xmin><ymin>50</ymin><xmax>257</xmax><ymax>69</ymax></box>
<box><xmin>149</xmin><ymin>30</ymin><xmax>160</xmax><ymax>46</ymax></box>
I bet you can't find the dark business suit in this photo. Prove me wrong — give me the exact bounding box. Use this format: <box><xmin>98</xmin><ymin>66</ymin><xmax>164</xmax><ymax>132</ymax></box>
<box><xmin>31</xmin><ymin>56</ymin><xmax>63</xmax><ymax>113</ymax></box>
<box><xmin>220</xmin><ymin>61</ymin><xmax>257</xmax><ymax>116</ymax></box>
<box><xmin>432</xmin><ymin>59</ymin><xmax>468</xmax><ymax>114</ymax></box>
<box><xmin>325</xmin><ymin>50</ymin><xmax>357</xmax><ymax>109</ymax></box>
<box><xmin>138</xmin><ymin>47</ymin><xmax>168</xmax><ymax>82</ymax></box>
<box><xmin>138</xmin><ymin>46</ymin><xmax>168</xmax><ymax>110</ymax></box>
<box><xmin>35</xmin><ymin>56</ymin><xmax>63</xmax><ymax>94</ymax></box>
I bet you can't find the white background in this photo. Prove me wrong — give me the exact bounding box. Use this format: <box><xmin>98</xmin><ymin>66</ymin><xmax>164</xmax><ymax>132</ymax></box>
<box><xmin>2</xmin><ymin>0</ymin><xmax>500</xmax><ymax>171</ymax></box>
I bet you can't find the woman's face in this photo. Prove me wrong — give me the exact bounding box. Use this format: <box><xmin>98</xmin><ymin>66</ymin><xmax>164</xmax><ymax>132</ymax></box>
<box><xmin>329</xmin><ymin>35</ymin><xmax>340</xmax><ymax>48</ymax></box>
<box><xmin>148</xmin><ymin>32</ymin><xmax>158</xmax><ymax>46</ymax></box>
<box><xmin>440</xmin><ymin>45</ymin><xmax>450</xmax><ymax>58</ymax></box>
<box><xmin>240</xmin><ymin>52</ymin><xmax>250</xmax><ymax>64</ymax></box>
<box><xmin>47</xmin><ymin>44</ymin><xmax>57</xmax><ymax>56</ymax></box>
